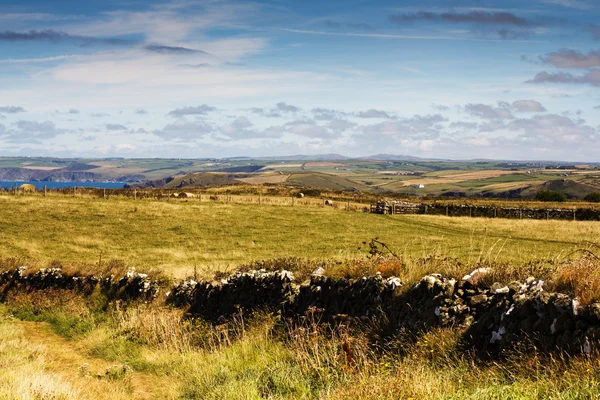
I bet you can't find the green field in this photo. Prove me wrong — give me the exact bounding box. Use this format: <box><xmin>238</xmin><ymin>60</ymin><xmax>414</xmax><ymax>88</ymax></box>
<box><xmin>3</xmin><ymin>157</ymin><xmax>600</xmax><ymax>200</ymax></box>
<box><xmin>0</xmin><ymin>195</ymin><xmax>598</xmax><ymax>277</ymax></box>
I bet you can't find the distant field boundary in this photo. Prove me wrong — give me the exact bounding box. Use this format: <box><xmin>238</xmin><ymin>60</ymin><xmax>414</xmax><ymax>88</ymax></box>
<box><xmin>2</xmin><ymin>186</ymin><xmax>600</xmax><ymax>221</ymax></box>
<box><xmin>373</xmin><ymin>201</ymin><xmax>600</xmax><ymax>221</ymax></box>
<box><xmin>0</xmin><ymin>187</ymin><xmax>370</xmax><ymax>212</ymax></box>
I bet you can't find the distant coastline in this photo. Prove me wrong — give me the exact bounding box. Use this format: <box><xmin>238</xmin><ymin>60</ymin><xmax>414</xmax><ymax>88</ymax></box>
<box><xmin>0</xmin><ymin>181</ymin><xmax>126</xmax><ymax>189</ymax></box>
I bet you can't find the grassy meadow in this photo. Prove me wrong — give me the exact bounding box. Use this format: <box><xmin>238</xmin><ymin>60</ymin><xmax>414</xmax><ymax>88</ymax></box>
<box><xmin>0</xmin><ymin>194</ymin><xmax>599</xmax><ymax>278</ymax></box>
<box><xmin>2</xmin><ymin>192</ymin><xmax>600</xmax><ymax>399</ymax></box>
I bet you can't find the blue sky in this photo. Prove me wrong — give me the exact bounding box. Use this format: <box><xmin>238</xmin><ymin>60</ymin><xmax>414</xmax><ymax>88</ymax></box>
<box><xmin>0</xmin><ymin>0</ymin><xmax>599</xmax><ymax>161</ymax></box>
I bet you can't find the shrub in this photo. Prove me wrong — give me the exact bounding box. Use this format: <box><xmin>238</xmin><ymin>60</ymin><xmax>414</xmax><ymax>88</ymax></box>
<box><xmin>535</xmin><ymin>190</ymin><xmax>567</xmax><ymax>202</ymax></box>
<box><xmin>584</xmin><ymin>192</ymin><xmax>600</xmax><ymax>202</ymax></box>
<box><xmin>104</xmin><ymin>364</ymin><xmax>133</xmax><ymax>381</ymax></box>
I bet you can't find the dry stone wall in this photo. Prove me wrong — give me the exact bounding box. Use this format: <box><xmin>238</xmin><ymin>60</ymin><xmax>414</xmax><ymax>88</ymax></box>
<box><xmin>426</xmin><ymin>203</ymin><xmax>599</xmax><ymax>221</ymax></box>
<box><xmin>169</xmin><ymin>269</ymin><xmax>600</xmax><ymax>356</ymax></box>
<box><xmin>0</xmin><ymin>267</ymin><xmax>160</xmax><ymax>302</ymax></box>
<box><xmin>373</xmin><ymin>201</ymin><xmax>600</xmax><ymax>221</ymax></box>
<box><xmin>3</xmin><ymin>266</ymin><xmax>600</xmax><ymax>356</ymax></box>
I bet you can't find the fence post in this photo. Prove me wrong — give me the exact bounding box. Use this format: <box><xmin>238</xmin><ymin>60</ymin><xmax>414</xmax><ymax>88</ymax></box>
<box><xmin>469</xmin><ymin>206</ymin><xmax>472</xmax><ymax>217</ymax></box>
<box><xmin>44</xmin><ymin>184</ymin><xmax>47</xmax><ymax>197</ymax></box>
<box><xmin>494</xmin><ymin>208</ymin><xmax>497</xmax><ymax>218</ymax></box>
<box><xmin>445</xmin><ymin>206</ymin><xmax>449</xmax><ymax>216</ymax></box>
<box><xmin>322</xmin><ymin>198</ymin><xmax>325</xmax><ymax>208</ymax></box>
<box><xmin>574</xmin><ymin>210</ymin><xmax>576</xmax><ymax>221</ymax></box>
<box><xmin>292</xmin><ymin>196</ymin><xmax>294</xmax><ymax>206</ymax></box>
<box><xmin>103</xmin><ymin>188</ymin><xmax>106</xmax><ymax>199</ymax></box>
<box><xmin>134</xmin><ymin>190</ymin><xmax>137</xmax><ymax>201</ymax></box>
<box><xmin>258</xmin><ymin>193</ymin><xmax>261</xmax><ymax>205</ymax></box>
<box><xmin>519</xmin><ymin>208</ymin><xmax>522</xmax><ymax>219</ymax></box>
<box><xmin>73</xmin><ymin>186</ymin><xmax>76</xmax><ymax>197</ymax></box>
<box><xmin>347</xmin><ymin>200</ymin><xmax>350</xmax><ymax>211</ymax></box>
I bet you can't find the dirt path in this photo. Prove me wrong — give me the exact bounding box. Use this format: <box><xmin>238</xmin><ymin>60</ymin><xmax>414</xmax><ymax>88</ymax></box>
<box><xmin>18</xmin><ymin>321</ymin><xmax>155</xmax><ymax>400</ymax></box>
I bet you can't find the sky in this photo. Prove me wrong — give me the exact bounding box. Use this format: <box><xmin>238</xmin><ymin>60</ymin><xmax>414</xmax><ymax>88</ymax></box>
<box><xmin>0</xmin><ymin>0</ymin><xmax>599</xmax><ymax>161</ymax></box>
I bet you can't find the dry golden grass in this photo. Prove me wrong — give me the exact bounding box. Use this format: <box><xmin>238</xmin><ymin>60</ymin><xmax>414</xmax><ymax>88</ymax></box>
<box><xmin>236</xmin><ymin>173</ymin><xmax>291</xmax><ymax>184</ymax></box>
<box><xmin>4</xmin><ymin>284</ymin><xmax>600</xmax><ymax>400</ymax></box>
<box><xmin>401</xmin><ymin>170</ymin><xmax>519</xmax><ymax>186</ymax></box>
<box><xmin>0</xmin><ymin>194</ymin><xmax>599</xmax><ymax>279</ymax></box>
<box><xmin>550</xmin><ymin>255</ymin><xmax>600</xmax><ymax>304</ymax></box>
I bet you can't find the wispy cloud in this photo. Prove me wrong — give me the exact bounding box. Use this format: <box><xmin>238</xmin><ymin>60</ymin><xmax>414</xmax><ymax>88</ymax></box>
<box><xmin>167</xmin><ymin>105</ymin><xmax>217</xmax><ymax>117</ymax></box>
<box><xmin>389</xmin><ymin>11</ymin><xmax>533</xmax><ymax>27</ymax></box>
<box><xmin>512</xmin><ymin>100</ymin><xmax>546</xmax><ymax>112</ymax></box>
<box><xmin>153</xmin><ymin>119</ymin><xmax>214</xmax><ymax>140</ymax></box>
<box><xmin>281</xmin><ymin>28</ymin><xmax>495</xmax><ymax>41</ymax></box>
<box><xmin>105</xmin><ymin>123</ymin><xmax>128</xmax><ymax>131</ymax></box>
<box><xmin>324</xmin><ymin>20</ymin><xmax>374</xmax><ymax>31</ymax></box>
<box><xmin>540</xmin><ymin>0</ymin><xmax>591</xmax><ymax>9</ymax></box>
<box><xmin>355</xmin><ymin>109</ymin><xmax>395</xmax><ymax>119</ymax></box>
<box><xmin>0</xmin><ymin>55</ymin><xmax>80</xmax><ymax>64</ymax></box>
<box><xmin>527</xmin><ymin>70</ymin><xmax>600</xmax><ymax>86</ymax></box>
<box><xmin>144</xmin><ymin>44</ymin><xmax>208</xmax><ymax>55</ymax></box>
<box><xmin>276</xmin><ymin>102</ymin><xmax>300</xmax><ymax>113</ymax></box>
<box><xmin>0</xmin><ymin>120</ymin><xmax>68</xmax><ymax>143</ymax></box>
<box><xmin>0</xmin><ymin>106</ymin><xmax>26</xmax><ymax>114</ymax></box>
<box><xmin>0</xmin><ymin>29</ymin><xmax>138</xmax><ymax>47</ymax></box>
<box><xmin>465</xmin><ymin>103</ymin><xmax>513</xmax><ymax>120</ymax></box>
<box><xmin>0</xmin><ymin>13</ymin><xmax>85</xmax><ymax>22</ymax></box>
<box><xmin>540</xmin><ymin>49</ymin><xmax>600</xmax><ymax>68</ymax></box>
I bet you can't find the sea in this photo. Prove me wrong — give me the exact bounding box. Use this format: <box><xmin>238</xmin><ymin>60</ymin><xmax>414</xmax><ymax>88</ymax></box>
<box><xmin>0</xmin><ymin>181</ymin><xmax>126</xmax><ymax>189</ymax></box>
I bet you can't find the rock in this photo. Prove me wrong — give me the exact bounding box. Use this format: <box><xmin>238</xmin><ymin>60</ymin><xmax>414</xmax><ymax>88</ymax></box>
<box><xmin>494</xmin><ymin>286</ymin><xmax>510</xmax><ymax>295</ymax></box>
<box><xmin>385</xmin><ymin>277</ymin><xmax>402</xmax><ymax>290</ymax></box>
<box><xmin>490</xmin><ymin>282</ymin><xmax>503</xmax><ymax>292</ymax></box>
<box><xmin>572</xmin><ymin>298</ymin><xmax>580</xmax><ymax>316</ymax></box>
<box><xmin>462</xmin><ymin>267</ymin><xmax>492</xmax><ymax>284</ymax></box>
<box><xmin>490</xmin><ymin>326</ymin><xmax>506</xmax><ymax>344</ymax></box>
<box><xmin>508</xmin><ymin>281</ymin><xmax>524</xmax><ymax>294</ymax></box>
<box><xmin>525</xmin><ymin>276</ymin><xmax>535</xmax><ymax>285</ymax></box>
<box><xmin>443</xmin><ymin>279</ymin><xmax>456</xmax><ymax>297</ymax></box>
<box><xmin>468</xmin><ymin>294</ymin><xmax>489</xmax><ymax>307</ymax></box>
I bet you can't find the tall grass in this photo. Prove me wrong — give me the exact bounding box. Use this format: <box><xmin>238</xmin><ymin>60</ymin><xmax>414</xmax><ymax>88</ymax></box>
<box><xmin>5</xmin><ymin>296</ymin><xmax>600</xmax><ymax>399</ymax></box>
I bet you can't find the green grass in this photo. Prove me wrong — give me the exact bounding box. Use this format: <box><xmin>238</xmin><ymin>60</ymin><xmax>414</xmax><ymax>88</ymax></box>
<box><xmin>4</xmin><ymin>301</ymin><xmax>600</xmax><ymax>400</ymax></box>
<box><xmin>3</xmin><ymin>193</ymin><xmax>600</xmax><ymax>398</ymax></box>
<box><xmin>287</xmin><ymin>172</ymin><xmax>370</xmax><ymax>191</ymax></box>
<box><xmin>0</xmin><ymin>195</ymin><xmax>598</xmax><ymax>276</ymax></box>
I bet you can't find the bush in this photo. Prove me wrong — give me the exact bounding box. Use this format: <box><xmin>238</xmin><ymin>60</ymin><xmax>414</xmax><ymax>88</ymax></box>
<box><xmin>535</xmin><ymin>190</ymin><xmax>567</xmax><ymax>202</ymax></box>
<box><xmin>584</xmin><ymin>192</ymin><xmax>600</xmax><ymax>202</ymax></box>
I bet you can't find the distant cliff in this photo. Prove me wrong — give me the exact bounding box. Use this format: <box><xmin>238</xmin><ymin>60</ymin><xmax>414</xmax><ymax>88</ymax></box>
<box><xmin>0</xmin><ymin>168</ymin><xmax>99</xmax><ymax>182</ymax></box>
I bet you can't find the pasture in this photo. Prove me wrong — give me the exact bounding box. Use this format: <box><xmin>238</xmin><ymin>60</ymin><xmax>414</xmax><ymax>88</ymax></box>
<box><xmin>0</xmin><ymin>194</ymin><xmax>598</xmax><ymax>277</ymax></box>
<box><xmin>1</xmin><ymin>192</ymin><xmax>600</xmax><ymax>399</ymax></box>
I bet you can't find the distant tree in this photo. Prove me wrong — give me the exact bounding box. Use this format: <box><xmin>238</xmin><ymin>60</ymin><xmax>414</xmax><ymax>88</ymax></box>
<box><xmin>536</xmin><ymin>190</ymin><xmax>567</xmax><ymax>202</ymax></box>
<box><xmin>584</xmin><ymin>192</ymin><xmax>600</xmax><ymax>202</ymax></box>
